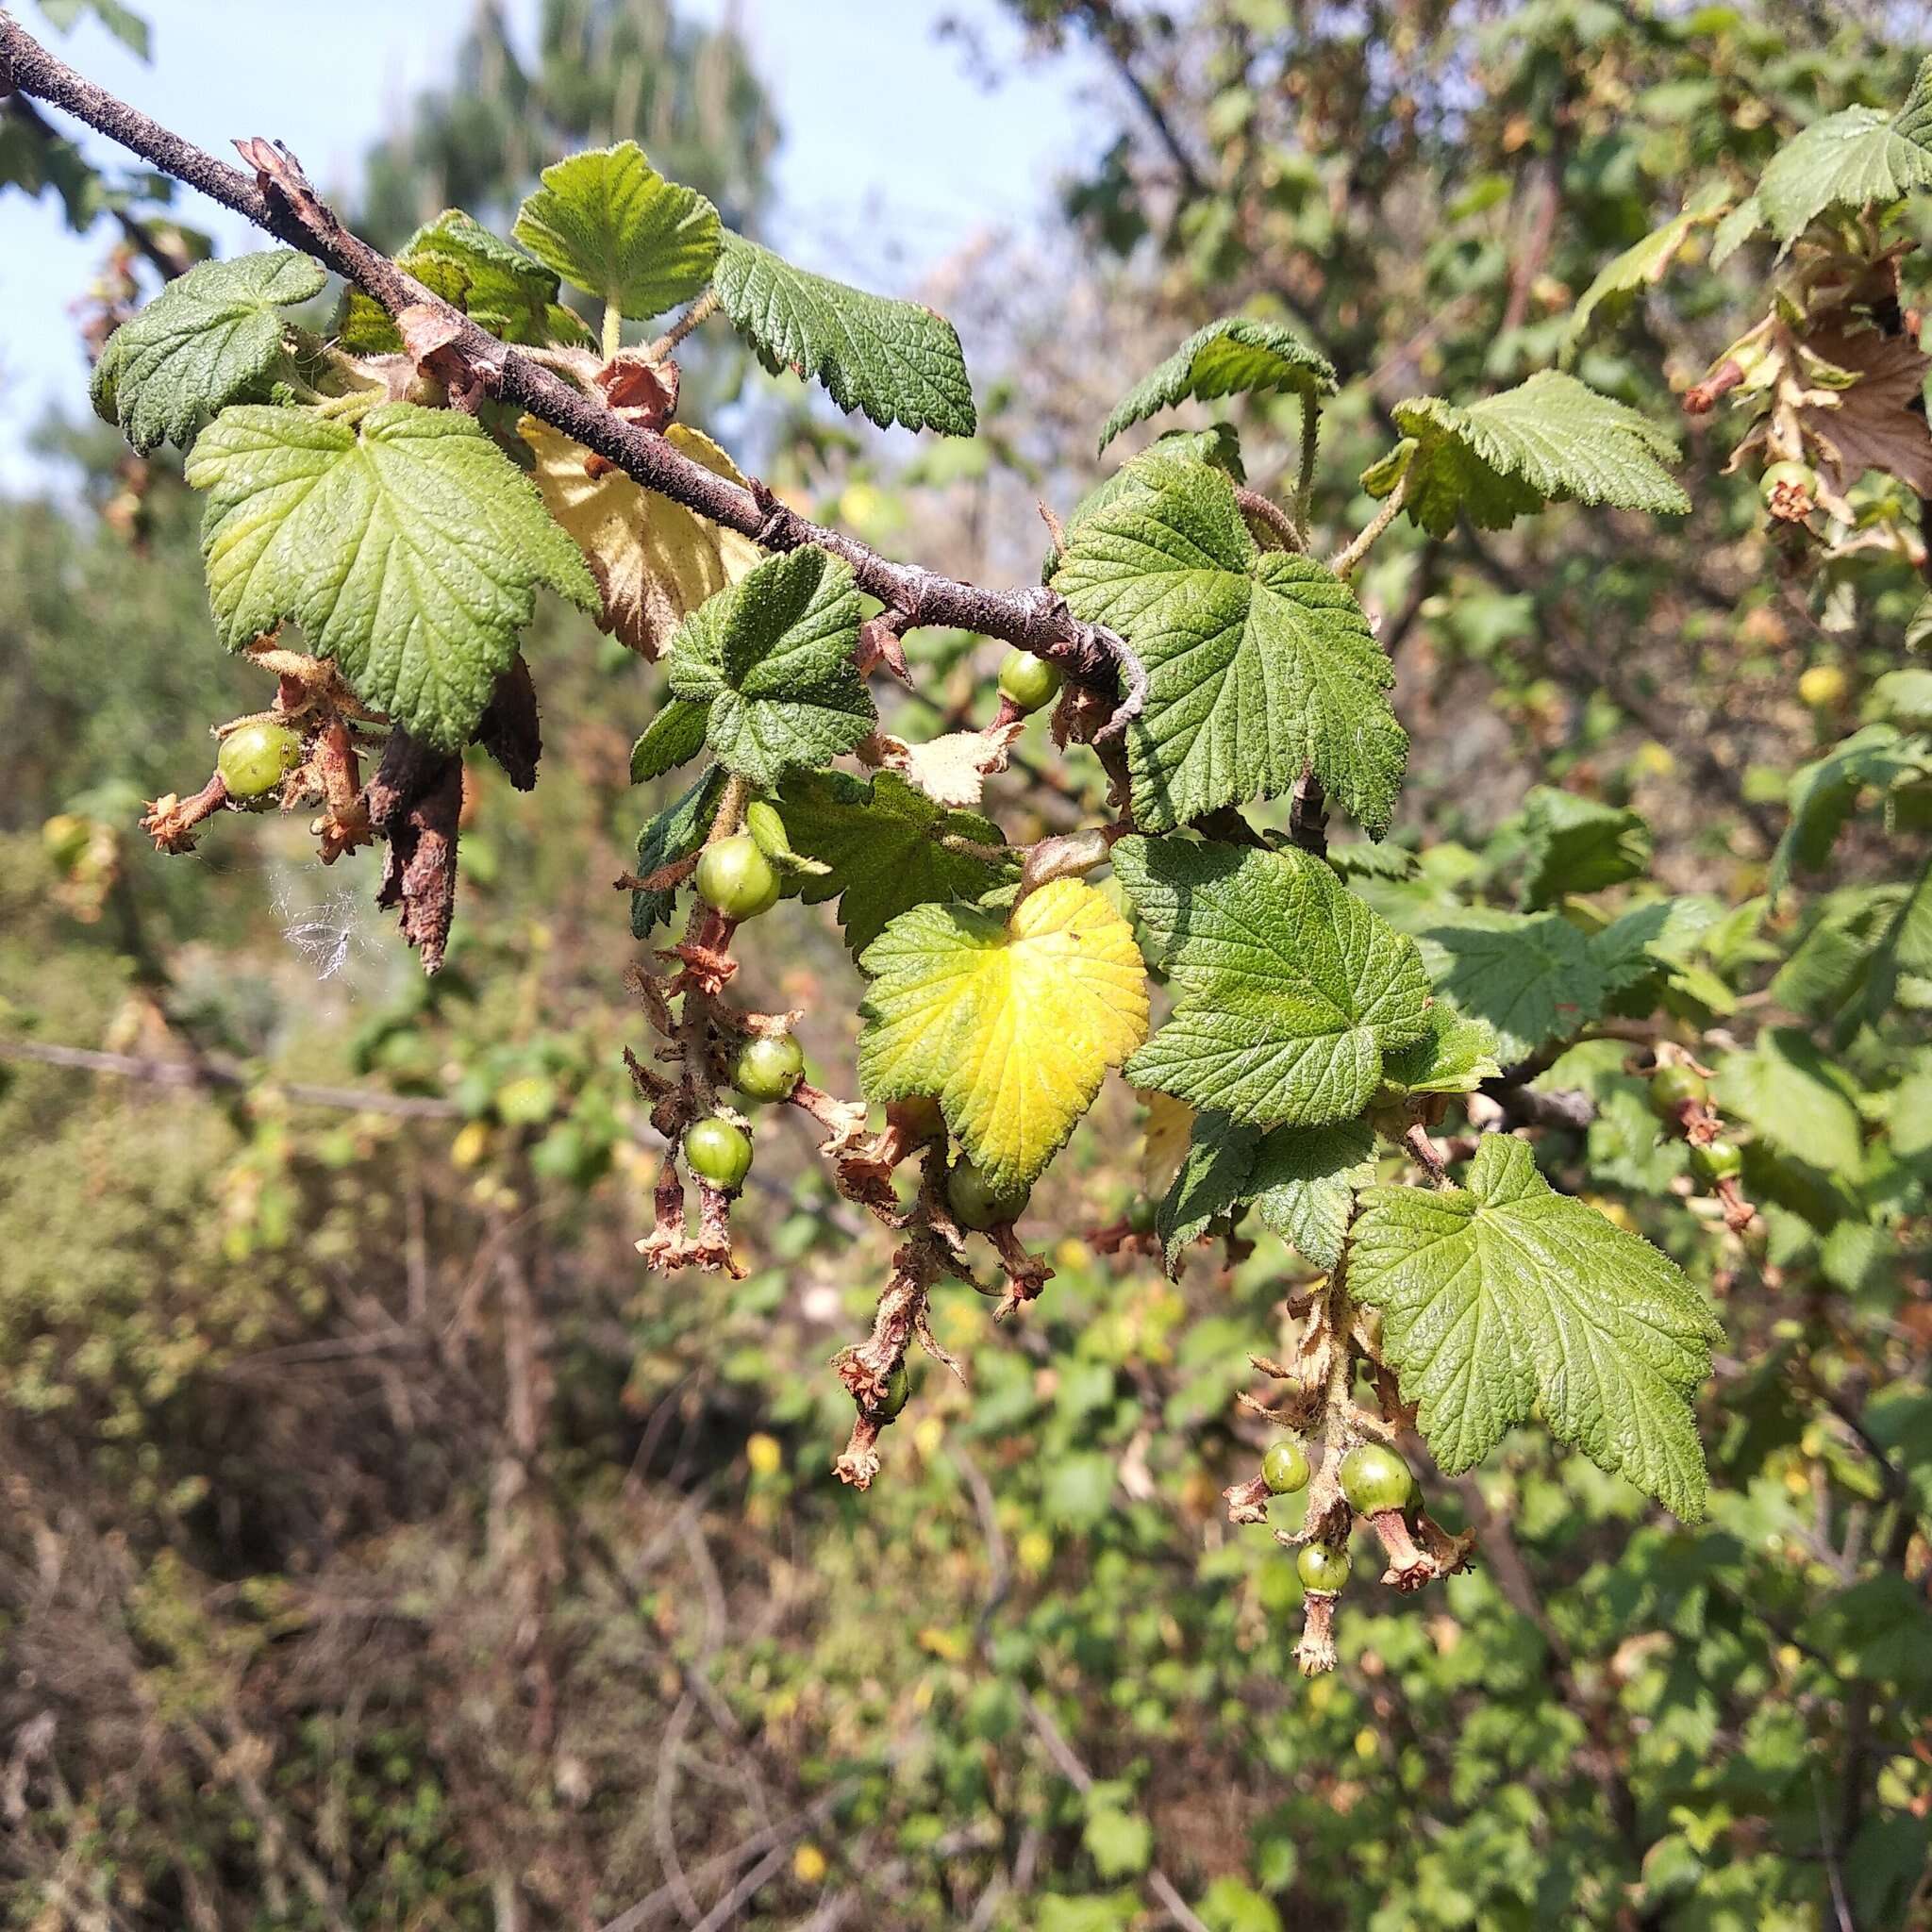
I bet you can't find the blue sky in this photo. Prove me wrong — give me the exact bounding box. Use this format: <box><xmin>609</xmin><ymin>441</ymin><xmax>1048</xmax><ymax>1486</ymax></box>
<box><xmin>0</xmin><ymin>0</ymin><xmax>1098</xmax><ymax>489</ymax></box>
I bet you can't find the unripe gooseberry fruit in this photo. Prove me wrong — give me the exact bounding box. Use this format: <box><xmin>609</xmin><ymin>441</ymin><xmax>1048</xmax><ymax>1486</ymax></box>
<box><xmin>1690</xmin><ymin>1137</ymin><xmax>1743</xmax><ymax>1186</ymax></box>
<box><xmin>733</xmin><ymin>1032</ymin><xmax>805</xmax><ymax>1103</ymax></box>
<box><xmin>1648</xmin><ymin>1063</ymin><xmax>1707</xmax><ymax>1116</ymax></box>
<box><xmin>1297</xmin><ymin>1541</ymin><xmax>1351</xmax><ymax>1593</ymax></box>
<box><xmin>877</xmin><ymin>1362</ymin><xmax>910</xmax><ymax>1422</ymax></box>
<box><xmin>683</xmin><ymin>1115</ymin><xmax>753</xmax><ymax>1191</ymax></box>
<box><xmin>1262</xmin><ymin>1439</ymin><xmax>1311</xmax><ymax>1495</ymax></box>
<box><xmin>694</xmin><ymin>835</ymin><xmax>780</xmax><ymax>920</ymax></box>
<box><xmin>217</xmin><ymin>721</ymin><xmax>303</xmax><ymax>801</ymax></box>
<box><xmin>1339</xmin><ymin>1441</ymin><xmax>1415</xmax><ymax>1516</ymax></box>
<box><xmin>946</xmin><ymin>1155</ymin><xmax>1028</xmax><ymax>1231</ymax></box>
<box><xmin>998</xmin><ymin>648</ymin><xmax>1062</xmax><ymax>714</ymax></box>
<box><xmin>1797</xmin><ymin>664</ymin><xmax>1848</xmax><ymax>709</ymax></box>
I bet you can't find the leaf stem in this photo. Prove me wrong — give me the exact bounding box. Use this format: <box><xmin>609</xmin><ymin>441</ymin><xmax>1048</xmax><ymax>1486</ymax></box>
<box><xmin>601</xmin><ymin>298</ymin><xmax>625</xmax><ymax>364</ymax></box>
<box><xmin>1295</xmin><ymin>389</ymin><xmax>1320</xmax><ymax>528</ymax></box>
<box><xmin>648</xmin><ymin>288</ymin><xmax>720</xmax><ymax>363</ymax></box>
<box><xmin>1328</xmin><ymin>472</ymin><xmax>1408</xmax><ymax>579</ymax></box>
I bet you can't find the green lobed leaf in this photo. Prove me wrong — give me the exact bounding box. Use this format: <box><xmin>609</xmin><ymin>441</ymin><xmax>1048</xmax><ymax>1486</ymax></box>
<box><xmin>183</xmin><ymin>402</ymin><xmax>597</xmax><ymax>750</ymax></box>
<box><xmin>711</xmin><ymin>231</ymin><xmax>976</xmax><ymax>437</ymax></box>
<box><xmin>1351</xmin><ymin>1134</ymin><xmax>1721</xmax><ymax>1519</ymax></box>
<box><xmin>1096</xmin><ymin>315</ymin><xmax>1336</xmax><ymax>456</ymax></box>
<box><xmin>775</xmin><ymin>771</ymin><xmax>1013</xmax><ymax>954</ymax></box>
<box><xmin>512</xmin><ymin>142</ymin><xmax>720</xmax><ymax>319</ymax></box>
<box><xmin>1771</xmin><ymin>724</ymin><xmax>1926</xmax><ymax>902</ymax></box>
<box><xmin>1368</xmin><ymin>371</ymin><xmax>1690</xmax><ymax>538</ymax></box>
<box><xmin>1753</xmin><ymin>58</ymin><xmax>1932</xmax><ymax>246</ymax></box>
<box><xmin>1418</xmin><ymin>908</ymin><xmax>1657</xmax><ymax>1063</ymax></box>
<box><xmin>1247</xmin><ymin>1116</ymin><xmax>1376</xmax><ymax>1270</ymax></box>
<box><xmin>630</xmin><ymin>767</ymin><xmax>727</xmax><ymax>939</ymax></box>
<box><xmin>1157</xmin><ymin>1112</ymin><xmax>1262</xmax><ymax>1265</ymax></box>
<box><xmin>1559</xmin><ymin>183</ymin><xmax>1732</xmax><ymax>363</ymax></box>
<box><xmin>341</xmin><ymin>209</ymin><xmax>590</xmax><ymax>353</ymax></box>
<box><xmin>1376</xmin><ymin>1002</ymin><xmax>1503</xmax><ymax>1100</ymax></box>
<box><xmin>1518</xmin><ymin>786</ymin><xmax>1653</xmax><ymax>908</ymax></box>
<box><xmin>92</xmin><ymin>249</ymin><xmax>326</xmax><ymax>454</ymax></box>
<box><xmin>1115</xmin><ymin>836</ymin><xmax>1433</xmax><ymax>1128</ymax></box>
<box><xmin>630</xmin><ymin>699</ymin><xmax>709</xmax><ymax>784</ymax></box>
<box><xmin>666</xmin><ymin>548</ymin><xmax>875</xmax><ymax>787</ymax></box>
<box><xmin>1052</xmin><ymin>452</ymin><xmax>1407</xmax><ymax>835</ymax></box>
<box><xmin>1715</xmin><ymin>1026</ymin><xmax>1865</xmax><ymax>1176</ymax></box>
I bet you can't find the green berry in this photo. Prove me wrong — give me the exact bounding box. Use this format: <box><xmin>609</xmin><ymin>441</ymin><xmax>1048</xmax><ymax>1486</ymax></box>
<box><xmin>1262</xmin><ymin>1440</ymin><xmax>1311</xmax><ymax>1495</ymax></box>
<box><xmin>1124</xmin><ymin>1195</ymin><xmax>1158</xmax><ymax>1236</ymax></box>
<box><xmin>946</xmin><ymin>1155</ymin><xmax>1028</xmax><ymax>1231</ymax></box>
<box><xmin>1297</xmin><ymin>1541</ymin><xmax>1351</xmax><ymax>1593</ymax></box>
<box><xmin>694</xmin><ymin>835</ymin><xmax>780</xmax><ymax>921</ymax></box>
<box><xmin>217</xmin><ymin>722</ymin><xmax>303</xmax><ymax>801</ymax></box>
<box><xmin>1648</xmin><ymin>1063</ymin><xmax>1707</xmax><ymax>1116</ymax></box>
<box><xmin>683</xmin><ymin>1115</ymin><xmax>753</xmax><ymax>1191</ymax></box>
<box><xmin>1690</xmin><ymin>1137</ymin><xmax>1743</xmax><ymax>1186</ymax></box>
<box><xmin>733</xmin><ymin>1032</ymin><xmax>805</xmax><ymax>1103</ymax></box>
<box><xmin>998</xmin><ymin>648</ymin><xmax>1062</xmax><ymax>714</ymax></box>
<box><xmin>1339</xmin><ymin>1442</ymin><xmax>1415</xmax><ymax>1515</ymax></box>
<box><xmin>877</xmin><ymin>1363</ymin><xmax>910</xmax><ymax>1422</ymax></box>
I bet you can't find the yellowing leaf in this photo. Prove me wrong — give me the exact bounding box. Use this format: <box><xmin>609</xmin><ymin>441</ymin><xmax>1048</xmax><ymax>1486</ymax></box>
<box><xmin>858</xmin><ymin>879</ymin><xmax>1150</xmax><ymax>1194</ymax></box>
<box><xmin>1139</xmin><ymin>1090</ymin><xmax>1195</xmax><ymax>1196</ymax></box>
<box><xmin>519</xmin><ymin>416</ymin><xmax>760</xmax><ymax>658</ymax></box>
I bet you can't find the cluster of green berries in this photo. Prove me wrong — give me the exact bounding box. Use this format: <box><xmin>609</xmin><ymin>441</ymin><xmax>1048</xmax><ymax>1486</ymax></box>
<box><xmin>217</xmin><ymin>721</ymin><xmax>303</xmax><ymax>801</ymax></box>
<box><xmin>1258</xmin><ymin>1438</ymin><xmax>1419</xmax><ymax>1596</ymax></box>
<box><xmin>1646</xmin><ymin>1063</ymin><xmax>1742</xmax><ymax>1188</ymax></box>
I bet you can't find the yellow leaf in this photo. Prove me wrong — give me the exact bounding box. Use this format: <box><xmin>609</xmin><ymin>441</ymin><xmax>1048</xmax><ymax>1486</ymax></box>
<box><xmin>518</xmin><ymin>416</ymin><xmax>760</xmax><ymax>658</ymax></box>
<box><xmin>1138</xmin><ymin>1089</ymin><xmax>1195</xmax><ymax>1195</ymax></box>
<box><xmin>858</xmin><ymin>878</ymin><xmax>1149</xmax><ymax>1194</ymax></box>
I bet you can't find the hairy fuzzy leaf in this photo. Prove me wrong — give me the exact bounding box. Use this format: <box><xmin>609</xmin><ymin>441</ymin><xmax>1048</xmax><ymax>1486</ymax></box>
<box><xmin>1052</xmin><ymin>453</ymin><xmax>1407</xmax><ymax>835</ymax></box>
<box><xmin>1097</xmin><ymin>315</ymin><xmax>1336</xmax><ymax>456</ymax></box>
<box><xmin>711</xmin><ymin>231</ymin><xmax>975</xmax><ymax>437</ymax></box>
<box><xmin>1351</xmin><ymin>1135</ymin><xmax>1721</xmax><ymax>1518</ymax></box>
<box><xmin>630</xmin><ymin>699</ymin><xmax>710</xmax><ymax>784</ymax></box>
<box><xmin>184</xmin><ymin>403</ymin><xmax>596</xmax><ymax>750</ymax></box>
<box><xmin>858</xmin><ymin>879</ymin><xmax>1150</xmax><ymax>1194</ymax></box>
<box><xmin>521</xmin><ymin>416</ymin><xmax>759</xmax><ymax>658</ymax></box>
<box><xmin>1368</xmin><ymin>372</ymin><xmax>1689</xmax><ymax>537</ymax></box>
<box><xmin>341</xmin><ymin>210</ymin><xmax>590</xmax><ymax>352</ymax></box>
<box><xmin>512</xmin><ymin>142</ymin><xmax>720</xmax><ymax>318</ymax></box>
<box><xmin>667</xmin><ymin>548</ymin><xmax>875</xmax><ymax>786</ymax></box>
<box><xmin>1115</xmin><ymin>836</ymin><xmax>1432</xmax><ymax>1127</ymax></box>
<box><xmin>1754</xmin><ymin>59</ymin><xmax>1932</xmax><ymax>245</ymax></box>
<box><xmin>776</xmin><ymin>770</ymin><xmax>1015</xmax><ymax>954</ymax></box>
<box><xmin>92</xmin><ymin>249</ymin><xmax>325</xmax><ymax>453</ymax></box>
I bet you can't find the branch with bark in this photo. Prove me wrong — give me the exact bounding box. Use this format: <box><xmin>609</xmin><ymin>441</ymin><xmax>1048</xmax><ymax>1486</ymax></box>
<box><xmin>0</xmin><ymin>17</ymin><xmax>1145</xmax><ymax>736</ymax></box>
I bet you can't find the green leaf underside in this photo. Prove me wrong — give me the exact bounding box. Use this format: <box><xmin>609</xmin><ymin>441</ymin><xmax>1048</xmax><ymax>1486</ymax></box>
<box><xmin>1052</xmin><ymin>453</ymin><xmax>1406</xmax><ymax>836</ymax></box>
<box><xmin>92</xmin><ymin>249</ymin><xmax>326</xmax><ymax>454</ymax></box>
<box><xmin>666</xmin><ymin>548</ymin><xmax>874</xmax><ymax>786</ymax></box>
<box><xmin>1097</xmin><ymin>315</ymin><xmax>1337</xmax><ymax>456</ymax></box>
<box><xmin>1371</xmin><ymin>372</ymin><xmax>1690</xmax><ymax>538</ymax></box>
<box><xmin>711</xmin><ymin>231</ymin><xmax>975</xmax><ymax>438</ymax></box>
<box><xmin>1754</xmin><ymin>58</ymin><xmax>1932</xmax><ymax>245</ymax></box>
<box><xmin>1160</xmin><ymin>1109</ymin><xmax>1374</xmax><ymax>1271</ymax></box>
<box><xmin>631</xmin><ymin>768</ymin><xmax>726</xmax><ymax>939</ymax></box>
<box><xmin>1114</xmin><ymin>836</ymin><xmax>1433</xmax><ymax>1128</ymax></box>
<box><xmin>630</xmin><ymin>698</ymin><xmax>711</xmax><ymax>784</ymax></box>
<box><xmin>1419</xmin><ymin>908</ymin><xmax>1664</xmax><ymax>1063</ymax></box>
<box><xmin>341</xmin><ymin>210</ymin><xmax>589</xmax><ymax>353</ymax></box>
<box><xmin>1520</xmin><ymin>786</ymin><xmax>1653</xmax><ymax>908</ymax></box>
<box><xmin>512</xmin><ymin>142</ymin><xmax>720</xmax><ymax>318</ymax></box>
<box><xmin>856</xmin><ymin>880</ymin><xmax>1150</xmax><ymax>1194</ymax></box>
<box><xmin>1772</xmin><ymin>724</ymin><xmax>1924</xmax><ymax>901</ymax></box>
<box><xmin>776</xmin><ymin>770</ymin><xmax>1013</xmax><ymax>955</ymax></box>
<box><xmin>184</xmin><ymin>403</ymin><xmax>597</xmax><ymax>751</ymax></box>
<box><xmin>1350</xmin><ymin>1135</ymin><xmax>1720</xmax><ymax>1519</ymax></box>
